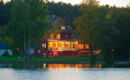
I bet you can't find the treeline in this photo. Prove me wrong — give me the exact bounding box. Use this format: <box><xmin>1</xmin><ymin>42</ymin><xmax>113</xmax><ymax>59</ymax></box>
<box><xmin>0</xmin><ymin>0</ymin><xmax>130</xmax><ymax>62</ymax></box>
<box><xmin>74</xmin><ymin>0</ymin><xmax>130</xmax><ymax>64</ymax></box>
<box><xmin>0</xmin><ymin>1</ymin><xmax>11</xmax><ymax>26</ymax></box>
<box><xmin>0</xmin><ymin>0</ymin><xmax>48</xmax><ymax>56</ymax></box>
<box><xmin>47</xmin><ymin>2</ymin><xmax>80</xmax><ymax>27</ymax></box>
<box><xmin>0</xmin><ymin>1</ymin><xmax>80</xmax><ymax>27</ymax></box>
<box><xmin>0</xmin><ymin>0</ymin><xmax>80</xmax><ymax>56</ymax></box>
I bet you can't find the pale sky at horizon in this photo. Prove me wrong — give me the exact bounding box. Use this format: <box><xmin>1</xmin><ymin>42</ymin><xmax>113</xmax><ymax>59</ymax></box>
<box><xmin>3</xmin><ymin>0</ymin><xmax>130</xmax><ymax>7</ymax></box>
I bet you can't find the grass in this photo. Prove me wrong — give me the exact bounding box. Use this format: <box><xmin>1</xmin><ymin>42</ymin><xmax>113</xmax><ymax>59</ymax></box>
<box><xmin>0</xmin><ymin>56</ymin><xmax>25</xmax><ymax>61</ymax></box>
<box><xmin>0</xmin><ymin>56</ymin><xmax>104</xmax><ymax>62</ymax></box>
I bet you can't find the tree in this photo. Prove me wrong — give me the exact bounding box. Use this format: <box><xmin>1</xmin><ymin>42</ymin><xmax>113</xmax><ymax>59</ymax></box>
<box><xmin>93</xmin><ymin>5</ymin><xmax>118</xmax><ymax>66</ymax></box>
<box><xmin>112</xmin><ymin>8</ymin><xmax>130</xmax><ymax>60</ymax></box>
<box><xmin>74</xmin><ymin>0</ymin><xmax>99</xmax><ymax>66</ymax></box>
<box><xmin>47</xmin><ymin>2</ymin><xmax>80</xmax><ymax>28</ymax></box>
<box><xmin>74</xmin><ymin>0</ymin><xmax>118</xmax><ymax>66</ymax></box>
<box><xmin>7</xmin><ymin>0</ymin><xmax>30</xmax><ymax>56</ymax></box>
<box><xmin>7</xmin><ymin>0</ymin><xmax>48</xmax><ymax>56</ymax></box>
<box><xmin>0</xmin><ymin>0</ymin><xmax>11</xmax><ymax>26</ymax></box>
<box><xmin>25</xmin><ymin>0</ymin><xmax>48</xmax><ymax>41</ymax></box>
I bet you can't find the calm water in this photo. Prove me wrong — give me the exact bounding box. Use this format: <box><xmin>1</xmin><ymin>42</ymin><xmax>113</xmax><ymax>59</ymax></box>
<box><xmin>0</xmin><ymin>63</ymin><xmax>130</xmax><ymax>80</ymax></box>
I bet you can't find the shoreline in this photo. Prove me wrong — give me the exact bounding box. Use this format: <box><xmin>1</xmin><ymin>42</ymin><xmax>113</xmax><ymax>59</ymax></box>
<box><xmin>0</xmin><ymin>61</ymin><xmax>105</xmax><ymax>64</ymax></box>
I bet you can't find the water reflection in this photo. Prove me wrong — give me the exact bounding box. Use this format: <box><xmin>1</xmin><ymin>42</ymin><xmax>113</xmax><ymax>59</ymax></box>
<box><xmin>0</xmin><ymin>63</ymin><xmax>102</xmax><ymax>69</ymax></box>
<box><xmin>0</xmin><ymin>63</ymin><xmax>130</xmax><ymax>80</ymax></box>
<box><xmin>47</xmin><ymin>64</ymin><xmax>102</xmax><ymax>68</ymax></box>
<box><xmin>0</xmin><ymin>66</ymin><xmax>130</xmax><ymax>80</ymax></box>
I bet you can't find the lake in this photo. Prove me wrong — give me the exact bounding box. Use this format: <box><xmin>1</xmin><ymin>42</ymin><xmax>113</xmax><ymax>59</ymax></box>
<box><xmin>0</xmin><ymin>63</ymin><xmax>130</xmax><ymax>80</ymax></box>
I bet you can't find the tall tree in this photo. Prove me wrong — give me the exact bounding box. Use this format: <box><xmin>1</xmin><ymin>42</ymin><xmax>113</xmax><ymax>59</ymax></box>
<box><xmin>93</xmin><ymin>5</ymin><xmax>118</xmax><ymax>66</ymax></box>
<box><xmin>112</xmin><ymin>8</ymin><xmax>130</xmax><ymax>60</ymax></box>
<box><xmin>74</xmin><ymin>0</ymin><xmax>118</xmax><ymax>66</ymax></box>
<box><xmin>0</xmin><ymin>0</ymin><xmax>11</xmax><ymax>26</ymax></box>
<box><xmin>7</xmin><ymin>0</ymin><xmax>48</xmax><ymax>56</ymax></box>
<box><xmin>7</xmin><ymin>0</ymin><xmax>30</xmax><ymax>56</ymax></box>
<box><xmin>74</xmin><ymin>0</ymin><xmax>99</xmax><ymax>65</ymax></box>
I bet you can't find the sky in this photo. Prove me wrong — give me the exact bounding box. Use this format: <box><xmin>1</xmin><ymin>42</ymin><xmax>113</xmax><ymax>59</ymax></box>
<box><xmin>3</xmin><ymin>0</ymin><xmax>130</xmax><ymax>7</ymax></box>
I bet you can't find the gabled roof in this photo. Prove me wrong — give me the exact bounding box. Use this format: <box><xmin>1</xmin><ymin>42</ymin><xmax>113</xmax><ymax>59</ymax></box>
<box><xmin>0</xmin><ymin>41</ymin><xmax>9</xmax><ymax>49</ymax></box>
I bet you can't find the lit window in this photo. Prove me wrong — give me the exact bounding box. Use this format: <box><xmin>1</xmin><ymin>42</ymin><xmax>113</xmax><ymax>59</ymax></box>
<box><xmin>48</xmin><ymin>42</ymin><xmax>53</xmax><ymax>50</ymax></box>
<box><xmin>78</xmin><ymin>44</ymin><xmax>84</xmax><ymax>49</ymax></box>
<box><xmin>61</xmin><ymin>26</ymin><xmax>66</xmax><ymax>30</ymax></box>
<box><xmin>52</xmin><ymin>42</ymin><xmax>58</xmax><ymax>50</ymax></box>
<box><xmin>50</xmin><ymin>34</ymin><xmax>54</xmax><ymax>39</ymax></box>
<box><xmin>48</xmin><ymin>41</ymin><xmax>58</xmax><ymax>50</ymax></box>
<box><xmin>56</xmin><ymin>34</ymin><xmax>60</xmax><ymax>39</ymax></box>
<box><xmin>85</xmin><ymin>44</ymin><xmax>89</xmax><ymax>49</ymax></box>
<box><xmin>58</xmin><ymin>41</ymin><xmax>64</xmax><ymax>51</ymax></box>
<box><xmin>65</xmin><ymin>41</ymin><xmax>71</xmax><ymax>50</ymax></box>
<box><xmin>71</xmin><ymin>41</ymin><xmax>77</xmax><ymax>50</ymax></box>
<box><xmin>42</xmin><ymin>43</ymin><xmax>46</xmax><ymax>48</ymax></box>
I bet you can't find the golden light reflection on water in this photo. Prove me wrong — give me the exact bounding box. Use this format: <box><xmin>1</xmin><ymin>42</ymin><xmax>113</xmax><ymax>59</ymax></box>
<box><xmin>43</xmin><ymin>64</ymin><xmax>102</xmax><ymax>69</ymax></box>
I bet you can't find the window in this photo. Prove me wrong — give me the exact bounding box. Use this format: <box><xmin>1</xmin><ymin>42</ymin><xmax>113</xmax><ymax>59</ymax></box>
<box><xmin>42</xmin><ymin>43</ymin><xmax>46</xmax><ymax>48</ymax></box>
<box><xmin>85</xmin><ymin>44</ymin><xmax>89</xmax><ymax>49</ymax></box>
<box><xmin>48</xmin><ymin>42</ymin><xmax>53</xmax><ymax>50</ymax></box>
<box><xmin>65</xmin><ymin>34</ymin><xmax>68</xmax><ymax>38</ymax></box>
<box><xmin>61</xmin><ymin>26</ymin><xmax>66</xmax><ymax>30</ymax></box>
<box><xmin>78</xmin><ymin>44</ymin><xmax>84</xmax><ymax>49</ymax></box>
<box><xmin>48</xmin><ymin>41</ymin><xmax>58</xmax><ymax>50</ymax></box>
<box><xmin>52</xmin><ymin>42</ymin><xmax>58</xmax><ymax>50</ymax></box>
<box><xmin>65</xmin><ymin>41</ymin><xmax>71</xmax><ymax>50</ymax></box>
<box><xmin>56</xmin><ymin>34</ymin><xmax>60</xmax><ymax>39</ymax></box>
<box><xmin>71</xmin><ymin>42</ymin><xmax>77</xmax><ymax>50</ymax></box>
<box><xmin>50</xmin><ymin>34</ymin><xmax>54</xmax><ymax>39</ymax></box>
<box><xmin>58</xmin><ymin>41</ymin><xmax>64</xmax><ymax>51</ymax></box>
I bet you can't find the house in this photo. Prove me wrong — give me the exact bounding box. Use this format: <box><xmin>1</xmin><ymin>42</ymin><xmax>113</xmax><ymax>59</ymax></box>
<box><xmin>33</xmin><ymin>15</ymin><xmax>101</xmax><ymax>57</ymax></box>
<box><xmin>43</xmin><ymin>25</ymin><xmax>79</xmax><ymax>57</ymax></box>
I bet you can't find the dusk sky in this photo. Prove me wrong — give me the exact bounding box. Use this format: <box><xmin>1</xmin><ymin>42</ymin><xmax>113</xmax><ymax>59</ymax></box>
<box><xmin>3</xmin><ymin>0</ymin><xmax>130</xmax><ymax>7</ymax></box>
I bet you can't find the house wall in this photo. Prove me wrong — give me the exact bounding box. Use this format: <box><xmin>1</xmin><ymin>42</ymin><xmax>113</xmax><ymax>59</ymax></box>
<box><xmin>60</xmin><ymin>33</ymin><xmax>72</xmax><ymax>39</ymax></box>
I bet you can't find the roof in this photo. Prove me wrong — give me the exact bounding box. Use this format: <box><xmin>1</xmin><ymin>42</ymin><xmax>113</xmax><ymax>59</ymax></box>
<box><xmin>0</xmin><ymin>41</ymin><xmax>9</xmax><ymax>49</ymax></box>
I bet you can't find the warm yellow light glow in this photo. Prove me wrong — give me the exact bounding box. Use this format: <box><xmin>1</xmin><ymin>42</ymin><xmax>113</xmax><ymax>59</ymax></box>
<box><xmin>47</xmin><ymin>64</ymin><xmax>102</xmax><ymax>68</ymax></box>
<box><xmin>59</xmin><ymin>41</ymin><xmax>64</xmax><ymax>51</ymax></box>
<box><xmin>94</xmin><ymin>50</ymin><xmax>101</xmax><ymax>53</ymax></box>
<box><xmin>52</xmin><ymin>42</ymin><xmax>58</xmax><ymax>50</ymax></box>
<box><xmin>78</xmin><ymin>44</ymin><xmax>84</xmax><ymax>49</ymax></box>
<box><xmin>48</xmin><ymin>42</ymin><xmax>53</xmax><ymax>50</ymax></box>
<box><xmin>43</xmin><ymin>63</ymin><xmax>47</xmax><ymax>69</ymax></box>
<box><xmin>61</xmin><ymin>26</ymin><xmax>66</xmax><ymax>30</ymax></box>
<box><xmin>48</xmin><ymin>40</ymin><xmax>78</xmax><ymax>51</ymax></box>
<box><xmin>65</xmin><ymin>41</ymin><xmax>70</xmax><ymax>50</ymax></box>
<box><xmin>56</xmin><ymin>34</ymin><xmax>60</xmax><ymax>39</ymax></box>
<box><xmin>42</xmin><ymin>43</ymin><xmax>46</xmax><ymax>48</ymax></box>
<box><xmin>85</xmin><ymin>44</ymin><xmax>89</xmax><ymax>49</ymax></box>
<box><xmin>50</xmin><ymin>34</ymin><xmax>54</xmax><ymax>39</ymax></box>
<box><xmin>71</xmin><ymin>41</ymin><xmax>78</xmax><ymax>50</ymax></box>
<box><xmin>48</xmin><ymin>41</ymin><xmax>58</xmax><ymax>50</ymax></box>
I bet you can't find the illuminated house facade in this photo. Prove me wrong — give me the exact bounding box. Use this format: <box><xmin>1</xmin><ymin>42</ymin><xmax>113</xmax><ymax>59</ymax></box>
<box><xmin>33</xmin><ymin>25</ymin><xmax>101</xmax><ymax>57</ymax></box>
<box><xmin>31</xmin><ymin>15</ymin><xmax>100</xmax><ymax>57</ymax></box>
<box><xmin>21</xmin><ymin>15</ymin><xmax>100</xmax><ymax>57</ymax></box>
<box><xmin>43</xmin><ymin>25</ymin><xmax>79</xmax><ymax>57</ymax></box>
